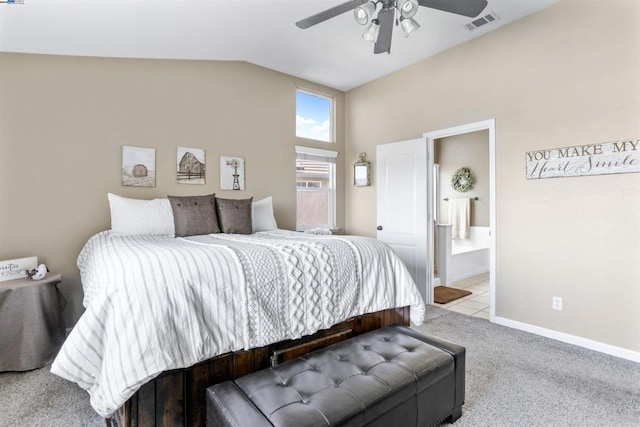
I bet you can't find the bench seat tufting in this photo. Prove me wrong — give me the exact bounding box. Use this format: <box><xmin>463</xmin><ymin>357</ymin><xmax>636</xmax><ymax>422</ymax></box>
<box><xmin>206</xmin><ymin>324</ymin><xmax>465</xmax><ymax>427</ymax></box>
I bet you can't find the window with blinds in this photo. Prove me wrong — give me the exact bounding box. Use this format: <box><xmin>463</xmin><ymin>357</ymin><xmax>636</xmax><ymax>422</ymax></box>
<box><xmin>295</xmin><ymin>146</ymin><xmax>338</xmax><ymax>230</ymax></box>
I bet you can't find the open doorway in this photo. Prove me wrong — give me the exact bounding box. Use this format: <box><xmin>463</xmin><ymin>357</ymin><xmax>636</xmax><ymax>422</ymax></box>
<box><xmin>423</xmin><ymin>120</ymin><xmax>496</xmax><ymax>320</ymax></box>
<box><xmin>433</xmin><ymin>130</ymin><xmax>491</xmax><ymax>319</ymax></box>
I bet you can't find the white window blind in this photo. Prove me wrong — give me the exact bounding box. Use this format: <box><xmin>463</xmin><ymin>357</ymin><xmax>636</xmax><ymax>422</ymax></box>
<box><xmin>295</xmin><ymin>146</ymin><xmax>338</xmax><ymax>163</ymax></box>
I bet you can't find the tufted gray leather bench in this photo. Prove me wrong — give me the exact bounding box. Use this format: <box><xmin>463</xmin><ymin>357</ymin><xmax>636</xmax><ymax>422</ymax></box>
<box><xmin>206</xmin><ymin>324</ymin><xmax>465</xmax><ymax>426</ymax></box>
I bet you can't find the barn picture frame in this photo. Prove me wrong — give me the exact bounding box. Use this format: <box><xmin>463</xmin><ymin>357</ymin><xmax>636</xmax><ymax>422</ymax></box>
<box><xmin>177</xmin><ymin>147</ymin><xmax>205</xmax><ymax>184</ymax></box>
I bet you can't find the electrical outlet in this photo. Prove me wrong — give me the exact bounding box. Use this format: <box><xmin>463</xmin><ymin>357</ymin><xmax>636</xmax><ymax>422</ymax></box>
<box><xmin>552</xmin><ymin>296</ymin><xmax>563</xmax><ymax>311</ymax></box>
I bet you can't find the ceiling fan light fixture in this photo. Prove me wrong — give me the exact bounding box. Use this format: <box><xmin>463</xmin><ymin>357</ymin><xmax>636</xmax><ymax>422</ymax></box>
<box><xmin>397</xmin><ymin>0</ymin><xmax>419</xmax><ymax>19</ymax></box>
<box><xmin>362</xmin><ymin>19</ymin><xmax>380</xmax><ymax>43</ymax></box>
<box><xmin>354</xmin><ymin>1</ymin><xmax>377</xmax><ymax>25</ymax></box>
<box><xmin>296</xmin><ymin>0</ymin><xmax>489</xmax><ymax>54</ymax></box>
<box><xmin>400</xmin><ymin>17</ymin><xmax>420</xmax><ymax>37</ymax></box>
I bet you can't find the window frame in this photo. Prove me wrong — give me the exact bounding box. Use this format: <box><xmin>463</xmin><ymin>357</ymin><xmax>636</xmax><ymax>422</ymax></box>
<box><xmin>295</xmin><ymin>146</ymin><xmax>338</xmax><ymax>231</ymax></box>
<box><xmin>295</xmin><ymin>88</ymin><xmax>335</xmax><ymax>144</ymax></box>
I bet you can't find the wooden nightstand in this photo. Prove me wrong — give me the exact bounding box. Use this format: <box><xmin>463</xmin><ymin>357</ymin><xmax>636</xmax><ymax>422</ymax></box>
<box><xmin>0</xmin><ymin>273</ymin><xmax>66</xmax><ymax>371</ymax></box>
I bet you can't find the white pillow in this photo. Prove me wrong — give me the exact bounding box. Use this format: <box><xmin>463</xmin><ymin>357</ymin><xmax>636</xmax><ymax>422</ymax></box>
<box><xmin>252</xmin><ymin>197</ymin><xmax>278</xmax><ymax>232</ymax></box>
<box><xmin>108</xmin><ymin>193</ymin><xmax>175</xmax><ymax>236</ymax></box>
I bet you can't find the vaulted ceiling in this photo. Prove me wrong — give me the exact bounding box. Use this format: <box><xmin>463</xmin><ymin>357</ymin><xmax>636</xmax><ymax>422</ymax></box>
<box><xmin>0</xmin><ymin>0</ymin><xmax>558</xmax><ymax>91</ymax></box>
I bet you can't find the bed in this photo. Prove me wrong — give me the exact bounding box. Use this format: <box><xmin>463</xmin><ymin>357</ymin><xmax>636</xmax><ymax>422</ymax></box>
<box><xmin>51</xmin><ymin>227</ymin><xmax>425</xmax><ymax>426</ymax></box>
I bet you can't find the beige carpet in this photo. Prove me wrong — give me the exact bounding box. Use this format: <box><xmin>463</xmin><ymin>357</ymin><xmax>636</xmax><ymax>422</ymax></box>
<box><xmin>434</xmin><ymin>286</ymin><xmax>471</xmax><ymax>304</ymax></box>
<box><xmin>2</xmin><ymin>308</ymin><xmax>639</xmax><ymax>426</ymax></box>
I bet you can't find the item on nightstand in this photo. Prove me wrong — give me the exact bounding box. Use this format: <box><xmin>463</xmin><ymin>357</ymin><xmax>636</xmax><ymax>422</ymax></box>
<box><xmin>0</xmin><ymin>256</ymin><xmax>37</xmax><ymax>282</ymax></box>
<box><xmin>26</xmin><ymin>264</ymin><xmax>49</xmax><ymax>280</ymax></box>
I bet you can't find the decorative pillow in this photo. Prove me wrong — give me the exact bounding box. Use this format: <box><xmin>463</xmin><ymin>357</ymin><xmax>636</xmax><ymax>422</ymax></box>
<box><xmin>108</xmin><ymin>193</ymin><xmax>175</xmax><ymax>236</ymax></box>
<box><xmin>252</xmin><ymin>197</ymin><xmax>278</xmax><ymax>232</ymax></box>
<box><xmin>215</xmin><ymin>197</ymin><xmax>253</xmax><ymax>234</ymax></box>
<box><xmin>167</xmin><ymin>194</ymin><xmax>220</xmax><ymax>237</ymax></box>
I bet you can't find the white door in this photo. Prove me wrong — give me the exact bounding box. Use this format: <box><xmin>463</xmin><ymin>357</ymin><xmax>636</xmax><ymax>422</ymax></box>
<box><xmin>376</xmin><ymin>139</ymin><xmax>429</xmax><ymax>303</ymax></box>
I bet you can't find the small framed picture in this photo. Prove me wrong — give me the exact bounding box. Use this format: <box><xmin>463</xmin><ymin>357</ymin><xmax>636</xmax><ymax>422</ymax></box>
<box><xmin>122</xmin><ymin>145</ymin><xmax>156</xmax><ymax>187</ymax></box>
<box><xmin>177</xmin><ymin>147</ymin><xmax>205</xmax><ymax>184</ymax></box>
<box><xmin>220</xmin><ymin>156</ymin><xmax>245</xmax><ymax>190</ymax></box>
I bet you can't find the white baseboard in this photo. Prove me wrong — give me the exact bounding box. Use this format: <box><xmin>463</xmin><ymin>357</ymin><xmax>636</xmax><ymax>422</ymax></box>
<box><xmin>492</xmin><ymin>316</ymin><xmax>640</xmax><ymax>363</ymax></box>
<box><xmin>450</xmin><ymin>267</ymin><xmax>489</xmax><ymax>284</ymax></box>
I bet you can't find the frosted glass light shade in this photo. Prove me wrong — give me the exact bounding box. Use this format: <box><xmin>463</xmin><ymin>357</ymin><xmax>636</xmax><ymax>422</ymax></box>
<box><xmin>354</xmin><ymin>2</ymin><xmax>377</xmax><ymax>25</ymax></box>
<box><xmin>362</xmin><ymin>19</ymin><xmax>380</xmax><ymax>42</ymax></box>
<box><xmin>400</xmin><ymin>17</ymin><xmax>420</xmax><ymax>37</ymax></box>
<box><xmin>398</xmin><ymin>0</ymin><xmax>419</xmax><ymax>19</ymax></box>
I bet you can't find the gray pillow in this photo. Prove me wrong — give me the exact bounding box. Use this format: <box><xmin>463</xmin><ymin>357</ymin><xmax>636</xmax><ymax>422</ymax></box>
<box><xmin>215</xmin><ymin>197</ymin><xmax>253</xmax><ymax>234</ymax></box>
<box><xmin>167</xmin><ymin>194</ymin><xmax>220</xmax><ymax>237</ymax></box>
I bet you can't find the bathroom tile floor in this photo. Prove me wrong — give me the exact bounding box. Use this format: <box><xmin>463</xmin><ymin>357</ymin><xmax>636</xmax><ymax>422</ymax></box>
<box><xmin>435</xmin><ymin>272</ymin><xmax>490</xmax><ymax>320</ymax></box>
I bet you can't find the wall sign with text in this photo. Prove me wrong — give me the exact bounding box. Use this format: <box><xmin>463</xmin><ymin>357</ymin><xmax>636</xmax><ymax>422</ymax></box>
<box><xmin>526</xmin><ymin>139</ymin><xmax>639</xmax><ymax>179</ymax></box>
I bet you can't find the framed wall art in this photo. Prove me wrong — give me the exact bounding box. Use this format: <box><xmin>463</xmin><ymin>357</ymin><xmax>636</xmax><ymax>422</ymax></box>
<box><xmin>177</xmin><ymin>147</ymin><xmax>205</xmax><ymax>184</ymax></box>
<box><xmin>122</xmin><ymin>145</ymin><xmax>156</xmax><ymax>187</ymax></box>
<box><xmin>220</xmin><ymin>156</ymin><xmax>245</xmax><ymax>190</ymax></box>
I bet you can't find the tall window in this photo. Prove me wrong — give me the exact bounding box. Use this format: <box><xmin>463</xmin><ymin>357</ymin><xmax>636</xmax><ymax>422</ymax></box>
<box><xmin>295</xmin><ymin>146</ymin><xmax>338</xmax><ymax>230</ymax></box>
<box><xmin>296</xmin><ymin>89</ymin><xmax>334</xmax><ymax>143</ymax></box>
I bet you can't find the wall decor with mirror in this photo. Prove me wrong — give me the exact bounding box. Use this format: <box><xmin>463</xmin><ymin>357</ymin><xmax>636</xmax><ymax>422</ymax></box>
<box><xmin>354</xmin><ymin>152</ymin><xmax>371</xmax><ymax>187</ymax></box>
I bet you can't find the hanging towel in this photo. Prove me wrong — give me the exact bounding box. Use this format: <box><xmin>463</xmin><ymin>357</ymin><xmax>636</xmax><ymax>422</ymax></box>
<box><xmin>449</xmin><ymin>198</ymin><xmax>471</xmax><ymax>239</ymax></box>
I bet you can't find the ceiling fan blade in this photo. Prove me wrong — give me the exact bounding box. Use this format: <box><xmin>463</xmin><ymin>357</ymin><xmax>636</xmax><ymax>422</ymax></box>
<box><xmin>296</xmin><ymin>0</ymin><xmax>366</xmax><ymax>29</ymax></box>
<box><xmin>373</xmin><ymin>8</ymin><xmax>394</xmax><ymax>54</ymax></box>
<box><xmin>418</xmin><ymin>0</ymin><xmax>488</xmax><ymax>18</ymax></box>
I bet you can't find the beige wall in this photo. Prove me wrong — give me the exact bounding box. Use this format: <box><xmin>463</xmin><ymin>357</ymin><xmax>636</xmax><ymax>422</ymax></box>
<box><xmin>435</xmin><ymin>130</ymin><xmax>489</xmax><ymax>227</ymax></box>
<box><xmin>0</xmin><ymin>54</ymin><xmax>345</xmax><ymax>325</ymax></box>
<box><xmin>345</xmin><ymin>0</ymin><xmax>640</xmax><ymax>352</ymax></box>
<box><xmin>2</xmin><ymin>0</ymin><xmax>638</xmax><ymax>355</ymax></box>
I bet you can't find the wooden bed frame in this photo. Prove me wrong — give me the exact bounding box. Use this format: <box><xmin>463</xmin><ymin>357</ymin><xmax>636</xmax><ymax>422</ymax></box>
<box><xmin>111</xmin><ymin>306</ymin><xmax>410</xmax><ymax>427</ymax></box>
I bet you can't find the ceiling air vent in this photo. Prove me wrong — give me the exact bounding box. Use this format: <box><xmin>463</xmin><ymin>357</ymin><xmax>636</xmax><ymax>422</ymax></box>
<box><xmin>465</xmin><ymin>12</ymin><xmax>501</xmax><ymax>31</ymax></box>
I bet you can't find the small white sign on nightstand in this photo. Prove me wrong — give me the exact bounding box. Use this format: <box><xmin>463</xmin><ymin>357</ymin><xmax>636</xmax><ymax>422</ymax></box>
<box><xmin>0</xmin><ymin>256</ymin><xmax>37</xmax><ymax>282</ymax></box>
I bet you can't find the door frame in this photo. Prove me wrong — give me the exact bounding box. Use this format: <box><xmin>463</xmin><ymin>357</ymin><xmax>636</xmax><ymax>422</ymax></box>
<box><xmin>423</xmin><ymin>119</ymin><xmax>496</xmax><ymax>319</ymax></box>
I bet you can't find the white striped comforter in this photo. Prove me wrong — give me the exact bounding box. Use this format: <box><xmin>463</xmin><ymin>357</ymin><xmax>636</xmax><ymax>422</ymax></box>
<box><xmin>51</xmin><ymin>230</ymin><xmax>425</xmax><ymax>418</ymax></box>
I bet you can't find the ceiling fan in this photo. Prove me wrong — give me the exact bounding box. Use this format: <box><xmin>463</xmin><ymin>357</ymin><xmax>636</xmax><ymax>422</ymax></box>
<box><xmin>296</xmin><ymin>0</ymin><xmax>488</xmax><ymax>54</ymax></box>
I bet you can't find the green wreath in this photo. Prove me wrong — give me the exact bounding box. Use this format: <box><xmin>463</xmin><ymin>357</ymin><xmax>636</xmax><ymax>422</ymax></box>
<box><xmin>451</xmin><ymin>167</ymin><xmax>473</xmax><ymax>192</ymax></box>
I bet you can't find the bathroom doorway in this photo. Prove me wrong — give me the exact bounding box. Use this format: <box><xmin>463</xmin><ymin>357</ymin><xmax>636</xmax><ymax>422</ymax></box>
<box><xmin>423</xmin><ymin>120</ymin><xmax>496</xmax><ymax>320</ymax></box>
